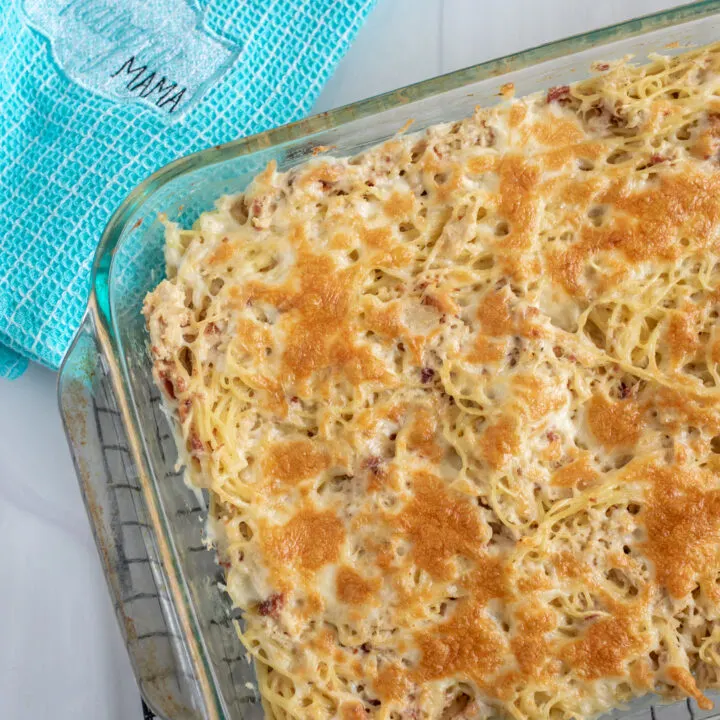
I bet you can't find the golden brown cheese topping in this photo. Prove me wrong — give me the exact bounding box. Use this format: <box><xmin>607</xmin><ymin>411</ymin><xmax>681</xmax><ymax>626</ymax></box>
<box><xmin>263</xmin><ymin>439</ymin><xmax>329</xmax><ymax>485</ymax></box>
<box><xmin>397</xmin><ymin>471</ymin><xmax>485</xmax><ymax>581</ymax></box>
<box><xmin>144</xmin><ymin>43</ymin><xmax>720</xmax><ymax>720</ymax></box>
<box><xmin>508</xmin><ymin>602</ymin><xmax>558</xmax><ymax>680</ymax></box>
<box><xmin>643</xmin><ymin>464</ymin><xmax>720</xmax><ymax>599</ymax></box>
<box><xmin>480</xmin><ymin>415</ymin><xmax>521</xmax><ymax>470</ymax></box>
<box><xmin>586</xmin><ymin>393</ymin><xmax>643</xmax><ymax>450</ymax></box>
<box><xmin>566</xmin><ymin>607</ymin><xmax>644</xmax><ymax>680</ymax></box>
<box><xmin>413</xmin><ymin>602</ymin><xmax>508</xmax><ymax>687</ymax></box>
<box><xmin>551</xmin><ymin>455</ymin><xmax>599</xmax><ymax>489</ymax></box>
<box><xmin>336</xmin><ymin>566</ymin><xmax>378</xmax><ymax>605</ymax></box>
<box><xmin>263</xmin><ymin>508</ymin><xmax>345</xmax><ymax>574</ymax></box>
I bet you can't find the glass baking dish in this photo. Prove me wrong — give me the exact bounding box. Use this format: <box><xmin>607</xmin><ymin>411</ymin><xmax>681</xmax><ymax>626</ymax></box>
<box><xmin>58</xmin><ymin>2</ymin><xmax>720</xmax><ymax>718</ymax></box>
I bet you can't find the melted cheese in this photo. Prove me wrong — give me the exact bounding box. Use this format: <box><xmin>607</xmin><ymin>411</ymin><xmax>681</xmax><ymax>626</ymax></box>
<box><xmin>144</xmin><ymin>43</ymin><xmax>720</xmax><ymax>720</ymax></box>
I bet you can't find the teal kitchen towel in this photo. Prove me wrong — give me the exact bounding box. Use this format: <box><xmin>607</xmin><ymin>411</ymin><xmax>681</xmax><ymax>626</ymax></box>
<box><xmin>0</xmin><ymin>0</ymin><xmax>374</xmax><ymax>378</ymax></box>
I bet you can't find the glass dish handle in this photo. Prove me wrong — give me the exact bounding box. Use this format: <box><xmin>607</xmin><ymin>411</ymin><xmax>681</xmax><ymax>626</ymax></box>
<box><xmin>58</xmin><ymin>309</ymin><xmax>209</xmax><ymax>719</ymax></box>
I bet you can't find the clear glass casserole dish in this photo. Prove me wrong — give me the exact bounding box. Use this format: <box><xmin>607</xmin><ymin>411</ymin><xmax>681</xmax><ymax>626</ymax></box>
<box><xmin>58</xmin><ymin>2</ymin><xmax>720</xmax><ymax>718</ymax></box>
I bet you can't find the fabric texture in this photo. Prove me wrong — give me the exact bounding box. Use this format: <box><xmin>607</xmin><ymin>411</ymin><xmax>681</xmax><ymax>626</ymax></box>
<box><xmin>0</xmin><ymin>0</ymin><xmax>374</xmax><ymax>379</ymax></box>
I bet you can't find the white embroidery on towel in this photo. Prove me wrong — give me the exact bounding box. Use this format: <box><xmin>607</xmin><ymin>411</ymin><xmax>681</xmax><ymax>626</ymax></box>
<box><xmin>22</xmin><ymin>0</ymin><xmax>240</xmax><ymax>118</ymax></box>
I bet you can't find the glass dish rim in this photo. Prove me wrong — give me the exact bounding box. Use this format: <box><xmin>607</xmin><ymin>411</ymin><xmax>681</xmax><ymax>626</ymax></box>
<box><xmin>68</xmin><ymin>1</ymin><xmax>720</xmax><ymax>717</ymax></box>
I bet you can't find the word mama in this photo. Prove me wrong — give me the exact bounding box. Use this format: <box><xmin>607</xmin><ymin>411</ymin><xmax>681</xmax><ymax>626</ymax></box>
<box><xmin>22</xmin><ymin>0</ymin><xmax>239</xmax><ymax>119</ymax></box>
<box><xmin>111</xmin><ymin>56</ymin><xmax>186</xmax><ymax>114</ymax></box>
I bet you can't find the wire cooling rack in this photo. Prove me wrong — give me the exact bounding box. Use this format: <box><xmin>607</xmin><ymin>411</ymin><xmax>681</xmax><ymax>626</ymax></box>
<box><xmin>60</xmin><ymin>318</ymin><xmax>720</xmax><ymax>720</ymax></box>
<box><xmin>59</xmin><ymin>318</ymin><xmax>262</xmax><ymax>719</ymax></box>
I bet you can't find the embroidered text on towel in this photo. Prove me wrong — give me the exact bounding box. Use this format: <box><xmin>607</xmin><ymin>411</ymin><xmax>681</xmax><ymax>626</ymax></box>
<box><xmin>21</xmin><ymin>0</ymin><xmax>239</xmax><ymax>119</ymax></box>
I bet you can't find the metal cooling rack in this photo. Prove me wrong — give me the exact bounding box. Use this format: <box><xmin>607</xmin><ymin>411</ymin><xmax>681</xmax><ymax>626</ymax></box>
<box><xmin>59</xmin><ymin>316</ymin><xmax>719</xmax><ymax>720</ymax></box>
<box><xmin>59</xmin><ymin>315</ymin><xmax>262</xmax><ymax>719</ymax></box>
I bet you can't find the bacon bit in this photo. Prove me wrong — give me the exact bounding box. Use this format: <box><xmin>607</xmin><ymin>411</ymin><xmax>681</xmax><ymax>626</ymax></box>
<box><xmin>158</xmin><ymin>364</ymin><xmax>180</xmax><ymax>389</ymax></box>
<box><xmin>547</xmin><ymin>430</ymin><xmax>560</xmax><ymax>442</ymax></box>
<box><xmin>290</xmin><ymin>396</ymin><xmax>300</xmax><ymax>403</ymax></box>
<box><xmin>389</xmin><ymin>433</ymin><xmax>398</xmax><ymax>441</ymax></box>
<box><xmin>360</xmin><ymin>642</ymin><xmax>372</xmax><ymax>653</ymax></box>
<box><xmin>421</xmin><ymin>367</ymin><xmax>435</xmax><ymax>383</ymax></box>
<box><xmin>397</xmin><ymin>342</ymin><xmax>406</xmax><ymax>352</ymax></box>
<box><xmin>190</xmin><ymin>432</ymin><xmax>204</xmax><ymax>453</ymax></box>
<box><xmin>250</xmin><ymin>198</ymin><xmax>263</xmax><ymax>216</ymax></box>
<box><xmin>594</xmin><ymin>62</ymin><xmax>610</xmax><ymax>72</ymax></box>
<box><xmin>257</xmin><ymin>593</ymin><xmax>284</xmax><ymax>618</ymax></box>
<box><xmin>163</xmin><ymin>378</ymin><xmax>176</xmax><ymax>399</ymax></box>
<box><xmin>320</xmin><ymin>180</ymin><xmax>334</xmax><ymax>190</ymax></box>
<box><xmin>649</xmin><ymin>154</ymin><xmax>666</xmax><ymax>165</ymax></box>
<box><xmin>585</xmin><ymin>613</ymin><xmax>600</xmax><ymax>621</ymax></box>
<box><xmin>367</xmin><ymin>699</ymin><xmax>382</xmax><ymax>708</ymax></box>
<box><xmin>363</xmin><ymin>456</ymin><xmax>384</xmax><ymax>475</ymax></box>
<box><xmin>204</xmin><ymin>322</ymin><xmax>220</xmax><ymax>335</ymax></box>
<box><xmin>547</xmin><ymin>85</ymin><xmax>571</xmax><ymax>103</ymax></box>
<box><xmin>618</xmin><ymin>382</ymin><xmax>632</xmax><ymax>399</ymax></box>
<box><xmin>219</xmin><ymin>559</ymin><xmax>231</xmax><ymax>570</ymax></box>
<box><xmin>178</xmin><ymin>398</ymin><xmax>192</xmax><ymax>422</ymax></box>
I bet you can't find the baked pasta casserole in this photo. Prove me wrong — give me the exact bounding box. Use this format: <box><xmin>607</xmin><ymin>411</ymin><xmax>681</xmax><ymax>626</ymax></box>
<box><xmin>144</xmin><ymin>44</ymin><xmax>720</xmax><ymax>720</ymax></box>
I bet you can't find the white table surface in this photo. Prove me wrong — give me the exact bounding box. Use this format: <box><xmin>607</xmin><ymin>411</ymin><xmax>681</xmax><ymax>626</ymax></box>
<box><xmin>0</xmin><ymin>0</ymin><xmax>687</xmax><ymax>717</ymax></box>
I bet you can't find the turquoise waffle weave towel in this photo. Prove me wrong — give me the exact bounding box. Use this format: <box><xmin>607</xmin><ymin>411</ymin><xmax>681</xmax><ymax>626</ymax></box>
<box><xmin>0</xmin><ymin>0</ymin><xmax>374</xmax><ymax>379</ymax></box>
